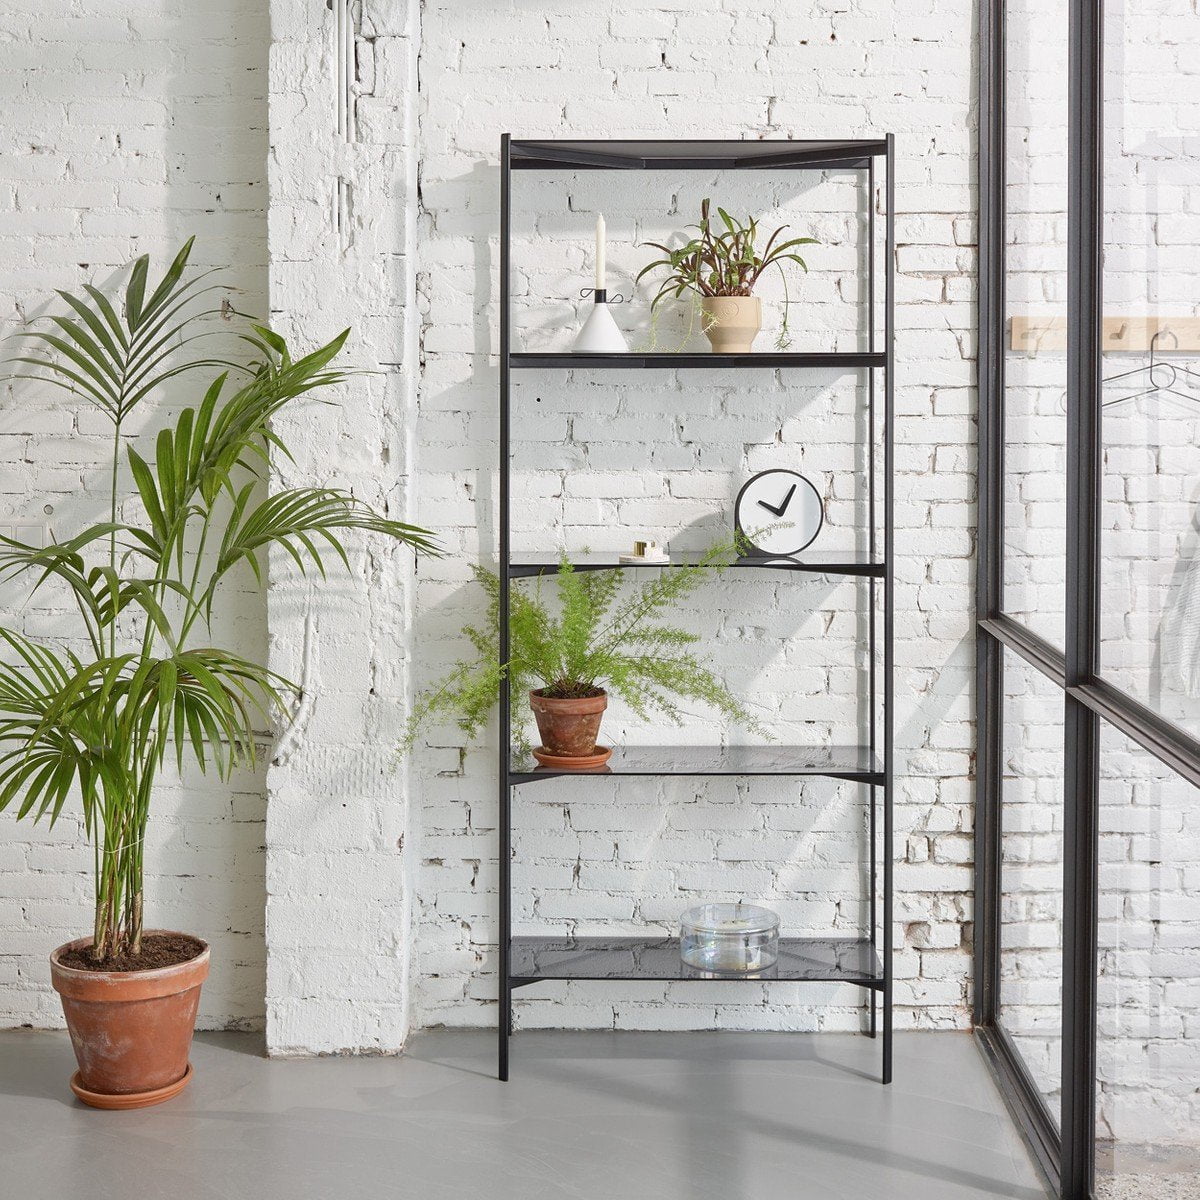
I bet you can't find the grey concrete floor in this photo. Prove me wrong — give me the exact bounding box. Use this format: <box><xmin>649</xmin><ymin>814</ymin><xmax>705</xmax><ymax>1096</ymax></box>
<box><xmin>0</xmin><ymin>1028</ymin><xmax>1048</xmax><ymax>1200</ymax></box>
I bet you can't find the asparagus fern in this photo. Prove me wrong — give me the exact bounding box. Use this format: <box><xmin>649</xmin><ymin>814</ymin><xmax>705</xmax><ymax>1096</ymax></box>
<box><xmin>401</xmin><ymin>541</ymin><xmax>765</xmax><ymax>756</ymax></box>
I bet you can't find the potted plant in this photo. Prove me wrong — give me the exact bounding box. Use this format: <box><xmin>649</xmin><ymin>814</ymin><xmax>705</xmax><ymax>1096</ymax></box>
<box><xmin>637</xmin><ymin>198</ymin><xmax>818</xmax><ymax>353</ymax></box>
<box><xmin>401</xmin><ymin>545</ymin><xmax>763</xmax><ymax>767</ymax></box>
<box><xmin>0</xmin><ymin>240</ymin><xmax>437</xmax><ymax>1107</ymax></box>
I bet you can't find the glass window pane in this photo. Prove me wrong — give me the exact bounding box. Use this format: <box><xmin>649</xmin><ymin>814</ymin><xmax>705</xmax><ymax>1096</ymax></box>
<box><xmin>999</xmin><ymin>648</ymin><xmax>1065</xmax><ymax>1121</ymax></box>
<box><xmin>1002</xmin><ymin>1</ymin><xmax>1068</xmax><ymax>645</ymax></box>
<box><xmin>1100</xmin><ymin>1</ymin><xmax>1200</xmax><ymax>739</ymax></box>
<box><xmin>1097</xmin><ymin>722</ymin><xmax>1200</xmax><ymax>1195</ymax></box>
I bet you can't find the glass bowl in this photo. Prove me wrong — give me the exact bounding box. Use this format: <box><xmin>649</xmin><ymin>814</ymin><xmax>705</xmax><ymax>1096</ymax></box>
<box><xmin>680</xmin><ymin>902</ymin><xmax>780</xmax><ymax>973</ymax></box>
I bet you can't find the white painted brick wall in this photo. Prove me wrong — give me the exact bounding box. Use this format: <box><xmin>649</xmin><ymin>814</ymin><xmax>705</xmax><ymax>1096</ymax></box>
<box><xmin>9</xmin><ymin>0</ymin><xmax>983</xmax><ymax>1049</ymax></box>
<box><xmin>5</xmin><ymin>0</ymin><xmax>1191</xmax><ymax>1149</ymax></box>
<box><xmin>265</xmin><ymin>0</ymin><xmax>422</xmax><ymax>1054</ymax></box>
<box><xmin>409</xmin><ymin>0</ymin><xmax>978</xmax><ymax>1035</ymax></box>
<box><xmin>0</xmin><ymin>1</ymin><xmax>268</xmax><ymax>1029</ymax></box>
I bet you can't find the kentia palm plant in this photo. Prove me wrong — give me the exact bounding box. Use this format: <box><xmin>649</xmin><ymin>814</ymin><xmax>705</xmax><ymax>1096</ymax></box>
<box><xmin>401</xmin><ymin>543</ymin><xmax>764</xmax><ymax>766</ymax></box>
<box><xmin>0</xmin><ymin>240</ymin><xmax>437</xmax><ymax>1106</ymax></box>
<box><xmin>637</xmin><ymin>198</ymin><xmax>818</xmax><ymax>353</ymax></box>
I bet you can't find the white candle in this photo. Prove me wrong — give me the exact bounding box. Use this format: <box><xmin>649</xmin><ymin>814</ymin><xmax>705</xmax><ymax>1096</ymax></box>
<box><xmin>595</xmin><ymin>213</ymin><xmax>606</xmax><ymax>292</ymax></box>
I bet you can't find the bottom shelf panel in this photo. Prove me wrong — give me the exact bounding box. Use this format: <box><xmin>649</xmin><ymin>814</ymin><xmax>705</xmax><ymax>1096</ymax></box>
<box><xmin>510</xmin><ymin>935</ymin><xmax>882</xmax><ymax>988</ymax></box>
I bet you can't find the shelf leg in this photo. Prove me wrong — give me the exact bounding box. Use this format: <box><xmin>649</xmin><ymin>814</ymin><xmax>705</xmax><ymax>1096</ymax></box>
<box><xmin>882</xmin><ymin>1005</ymin><xmax>892</xmax><ymax>1084</ymax></box>
<box><xmin>498</xmin><ymin>979</ymin><xmax>510</xmax><ymax>1082</ymax></box>
<box><xmin>881</xmin><ymin>130</ymin><xmax>895</xmax><ymax>1090</ymax></box>
<box><xmin>497</xmin><ymin>131</ymin><xmax>512</xmax><ymax>1086</ymax></box>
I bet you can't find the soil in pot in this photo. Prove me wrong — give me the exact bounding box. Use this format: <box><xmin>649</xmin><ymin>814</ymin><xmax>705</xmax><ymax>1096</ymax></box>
<box><xmin>59</xmin><ymin>932</ymin><xmax>204</xmax><ymax>973</ymax></box>
<box><xmin>529</xmin><ymin>687</ymin><xmax>607</xmax><ymax>759</ymax></box>
<box><xmin>51</xmin><ymin>931</ymin><xmax>210</xmax><ymax>1109</ymax></box>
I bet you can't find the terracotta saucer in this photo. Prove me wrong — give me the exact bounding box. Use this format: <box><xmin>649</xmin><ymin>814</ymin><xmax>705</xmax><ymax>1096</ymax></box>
<box><xmin>531</xmin><ymin>745</ymin><xmax>614</xmax><ymax>770</ymax></box>
<box><xmin>70</xmin><ymin>1062</ymin><xmax>193</xmax><ymax>1110</ymax></box>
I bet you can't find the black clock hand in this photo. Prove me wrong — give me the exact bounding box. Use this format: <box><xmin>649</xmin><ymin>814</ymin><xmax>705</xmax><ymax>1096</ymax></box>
<box><xmin>757</xmin><ymin>483</ymin><xmax>797</xmax><ymax>518</ymax></box>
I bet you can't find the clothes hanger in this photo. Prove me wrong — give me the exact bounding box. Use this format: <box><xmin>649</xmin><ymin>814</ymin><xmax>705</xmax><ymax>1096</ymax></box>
<box><xmin>1103</xmin><ymin>329</ymin><xmax>1200</xmax><ymax>409</ymax></box>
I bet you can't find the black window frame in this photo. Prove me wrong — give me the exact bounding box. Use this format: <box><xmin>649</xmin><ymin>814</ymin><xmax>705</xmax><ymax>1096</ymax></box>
<box><xmin>975</xmin><ymin>1</ymin><xmax>1200</xmax><ymax>1197</ymax></box>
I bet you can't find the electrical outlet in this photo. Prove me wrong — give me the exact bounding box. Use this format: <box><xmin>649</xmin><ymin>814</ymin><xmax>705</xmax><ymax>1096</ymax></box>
<box><xmin>0</xmin><ymin>522</ymin><xmax>45</xmax><ymax>548</ymax></box>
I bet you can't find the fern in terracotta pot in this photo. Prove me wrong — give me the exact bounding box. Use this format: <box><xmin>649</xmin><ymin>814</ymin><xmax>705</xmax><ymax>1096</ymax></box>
<box><xmin>401</xmin><ymin>544</ymin><xmax>764</xmax><ymax>767</ymax></box>
<box><xmin>0</xmin><ymin>240</ymin><xmax>437</xmax><ymax>1107</ymax></box>
<box><xmin>637</xmin><ymin>198</ymin><xmax>818</xmax><ymax>353</ymax></box>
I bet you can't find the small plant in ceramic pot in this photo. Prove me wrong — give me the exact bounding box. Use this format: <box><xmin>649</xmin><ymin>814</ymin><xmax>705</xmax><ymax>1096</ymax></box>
<box><xmin>0</xmin><ymin>241</ymin><xmax>437</xmax><ymax>1107</ymax></box>
<box><xmin>400</xmin><ymin>544</ymin><xmax>763</xmax><ymax>767</ymax></box>
<box><xmin>637</xmin><ymin>198</ymin><xmax>818</xmax><ymax>353</ymax></box>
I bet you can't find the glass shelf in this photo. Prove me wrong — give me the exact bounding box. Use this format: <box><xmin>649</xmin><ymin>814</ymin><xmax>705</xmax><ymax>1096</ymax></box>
<box><xmin>510</xmin><ymin>935</ymin><xmax>883</xmax><ymax>987</ymax></box>
<box><xmin>510</xmin><ymin>743</ymin><xmax>882</xmax><ymax>786</ymax></box>
<box><xmin>509</xmin><ymin>138</ymin><xmax>889</xmax><ymax>172</ymax></box>
<box><xmin>507</xmin><ymin>550</ymin><xmax>884</xmax><ymax>580</ymax></box>
<box><xmin>509</xmin><ymin>351</ymin><xmax>885</xmax><ymax>371</ymax></box>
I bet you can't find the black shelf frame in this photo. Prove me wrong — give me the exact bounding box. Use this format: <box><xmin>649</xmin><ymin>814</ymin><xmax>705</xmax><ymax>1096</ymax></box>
<box><xmin>498</xmin><ymin>135</ymin><xmax>895</xmax><ymax>1084</ymax></box>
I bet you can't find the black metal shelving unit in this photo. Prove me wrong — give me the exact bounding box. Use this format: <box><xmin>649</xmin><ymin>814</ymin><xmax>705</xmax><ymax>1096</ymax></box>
<box><xmin>498</xmin><ymin>135</ymin><xmax>895</xmax><ymax>1083</ymax></box>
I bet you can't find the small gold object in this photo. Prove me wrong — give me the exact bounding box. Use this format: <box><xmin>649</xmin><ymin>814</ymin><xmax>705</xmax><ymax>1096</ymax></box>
<box><xmin>620</xmin><ymin>539</ymin><xmax>669</xmax><ymax>564</ymax></box>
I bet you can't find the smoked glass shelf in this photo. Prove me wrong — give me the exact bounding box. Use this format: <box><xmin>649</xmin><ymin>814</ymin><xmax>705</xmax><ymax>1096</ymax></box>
<box><xmin>510</xmin><ymin>351</ymin><xmax>884</xmax><ymax>370</ymax></box>
<box><xmin>510</xmin><ymin>936</ymin><xmax>883</xmax><ymax>988</ymax></box>
<box><xmin>507</xmin><ymin>550</ymin><xmax>884</xmax><ymax>580</ymax></box>
<box><xmin>510</xmin><ymin>743</ymin><xmax>882</xmax><ymax>787</ymax></box>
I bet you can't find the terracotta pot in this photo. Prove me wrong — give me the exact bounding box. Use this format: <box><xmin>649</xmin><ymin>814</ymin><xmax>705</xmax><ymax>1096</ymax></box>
<box><xmin>701</xmin><ymin>295</ymin><xmax>762</xmax><ymax>353</ymax></box>
<box><xmin>529</xmin><ymin>688</ymin><xmax>607</xmax><ymax>758</ymax></box>
<box><xmin>50</xmin><ymin>931</ymin><xmax>209</xmax><ymax>1109</ymax></box>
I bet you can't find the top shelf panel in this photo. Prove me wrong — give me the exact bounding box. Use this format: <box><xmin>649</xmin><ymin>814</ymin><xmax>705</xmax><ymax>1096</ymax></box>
<box><xmin>509</xmin><ymin>138</ymin><xmax>889</xmax><ymax>172</ymax></box>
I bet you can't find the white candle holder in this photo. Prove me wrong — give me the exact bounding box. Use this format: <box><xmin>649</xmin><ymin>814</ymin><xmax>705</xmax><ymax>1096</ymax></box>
<box><xmin>573</xmin><ymin>288</ymin><xmax>629</xmax><ymax>354</ymax></box>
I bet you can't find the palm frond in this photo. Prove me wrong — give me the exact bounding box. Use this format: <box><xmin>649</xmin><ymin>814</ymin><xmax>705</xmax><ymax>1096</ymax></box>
<box><xmin>0</xmin><ymin>631</ymin><xmax>121</xmax><ymax>827</ymax></box>
<box><xmin>3</xmin><ymin>237</ymin><xmax>242</xmax><ymax>426</ymax></box>
<box><xmin>0</xmin><ymin>239</ymin><xmax>439</xmax><ymax>963</ymax></box>
<box><xmin>214</xmin><ymin>487</ymin><xmax>439</xmax><ymax>588</ymax></box>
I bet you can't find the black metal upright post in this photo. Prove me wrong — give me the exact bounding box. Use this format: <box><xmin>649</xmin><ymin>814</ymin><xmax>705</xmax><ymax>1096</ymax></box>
<box><xmin>882</xmin><ymin>132</ymin><xmax>895</xmax><ymax>1085</ymax></box>
<box><xmin>498</xmin><ymin>133</ymin><xmax>513</xmax><ymax>1083</ymax></box>
<box><xmin>867</xmin><ymin>157</ymin><xmax>878</xmax><ymax>1042</ymax></box>
<box><xmin>1061</xmin><ymin>1</ymin><xmax>1102</xmax><ymax>1189</ymax></box>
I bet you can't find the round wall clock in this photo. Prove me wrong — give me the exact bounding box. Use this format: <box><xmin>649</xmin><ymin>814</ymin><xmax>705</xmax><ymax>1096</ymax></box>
<box><xmin>734</xmin><ymin>469</ymin><xmax>824</xmax><ymax>557</ymax></box>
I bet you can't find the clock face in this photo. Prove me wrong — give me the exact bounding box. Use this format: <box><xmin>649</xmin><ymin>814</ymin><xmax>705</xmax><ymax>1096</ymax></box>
<box><xmin>734</xmin><ymin>469</ymin><xmax>824</xmax><ymax>557</ymax></box>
